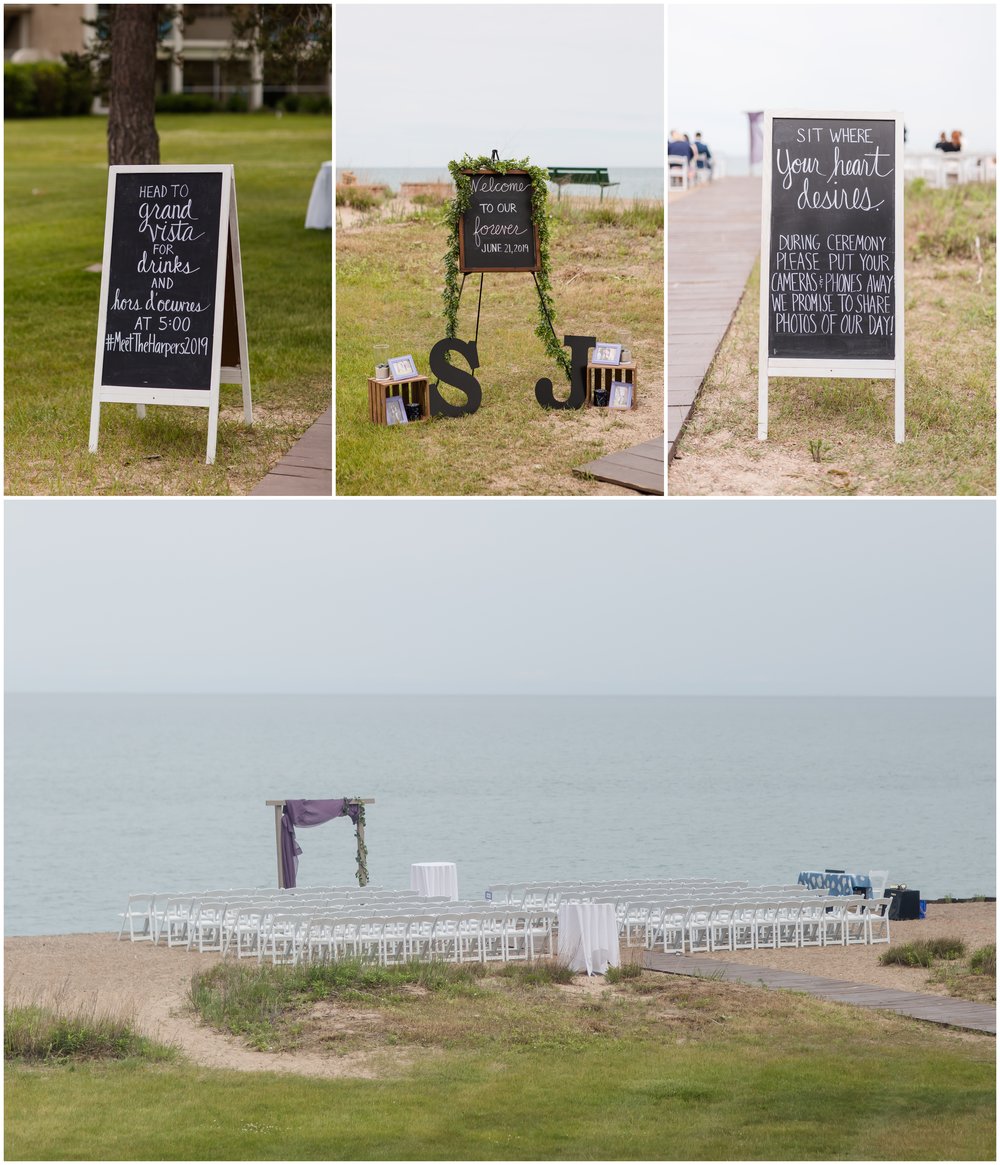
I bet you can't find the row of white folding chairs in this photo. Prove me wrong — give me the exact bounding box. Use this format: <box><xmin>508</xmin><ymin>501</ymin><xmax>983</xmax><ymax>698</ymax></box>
<box><xmin>646</xmin><ymin>897</ymin><xmax>891</xmax><ymax>953</ymax></box>
<box><xmin>119</xmin><ymin>886</ymin><xmax>424</xmax><ymax>945</ymax></box>
<box><xmin>185</xmin><ymin>893</ymin><xmax>454</xmax><ymax>955</ymax></box>
<box><xmin>224</xmin><ymin>898</ymin><xmax>467</xmax><ymax>960</ymax></box>
<box><xmin>616</xmin><ymin>888</ymin><xmax>828</xmax><ymax>941</ymax></box>
<box><xmin>260</xmin><ymin>907</ymin><xmax>557</xmax><ymax>966</ymax></box>
<box><xmin>485</xmin><ymin>879</ymin><xmax>750</xmax><ymax>908</ymax></box>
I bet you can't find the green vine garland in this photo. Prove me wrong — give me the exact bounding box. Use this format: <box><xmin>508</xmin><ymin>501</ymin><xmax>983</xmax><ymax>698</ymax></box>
<box><xmin>350</xmin><ymin>798</ymin><xmax>369</xmax><ymax>886</ymax></box>
<box><xmin>443</xmin><ymin>154</ymin><xmax>571</xmax><ymax>381</ymax></box>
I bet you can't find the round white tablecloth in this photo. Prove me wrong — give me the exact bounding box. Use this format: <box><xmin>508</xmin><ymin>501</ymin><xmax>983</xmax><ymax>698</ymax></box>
<box><xmin>557</xmin><ymin>902</ymin><xmax>620</xmax><ymax>975</ymax></box>
<box><xmin>410</xmin><ymin>862</ymin><xmax>458</xmax><ymax>901</ymax></box>
<box><xmin>306</xmin><ymin>161</ymin><xmax>332</xmax><ymax>229</ymax></box>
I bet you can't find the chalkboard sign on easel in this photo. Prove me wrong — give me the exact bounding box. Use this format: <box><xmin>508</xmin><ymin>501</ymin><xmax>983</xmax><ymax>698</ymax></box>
<box><xmin>459</xmin><ymin>170</ymin><xmax>541</xmax><ymax>272</ymax></box>
<box><xmin>89</xmin><ymin>164</ymin><xmax>252</xmax><ymax>464</ymax></box>
<box><xmin>757</xmin><ymin>111</ymin><xmax>904</xmax><ymax>442</ymax></box>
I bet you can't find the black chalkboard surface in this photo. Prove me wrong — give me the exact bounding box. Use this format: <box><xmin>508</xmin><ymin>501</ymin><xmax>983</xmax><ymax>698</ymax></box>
<box><xmin>459</xmin><ymin>170</ymin><xmax>540</xmax><ymax>272</ymax></box>
<box><xmin>766</xmin><ymin>117</ymin><xmax>896</xmax><ymax>360</ymax></box>
<box><xmin>98</xmin><ymin>170</ymin><xmax>224</xmax><ymax>389</ymax></box>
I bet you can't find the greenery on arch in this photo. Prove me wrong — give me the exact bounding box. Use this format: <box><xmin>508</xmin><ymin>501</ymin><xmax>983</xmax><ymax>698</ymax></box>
<box><xmin>443</xmin><ymin>155</ymin><xmax>571</xmax><ymax>381</ymax></box>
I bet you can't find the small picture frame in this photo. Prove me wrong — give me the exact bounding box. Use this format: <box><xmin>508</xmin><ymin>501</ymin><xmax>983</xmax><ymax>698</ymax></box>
<box><xmin>591</xmin><ymin>343</ymin><xmax>621</xmax><ymax>366</ymax></box>
<box><xmin>384</xmin><ymin>395</ymin><xmax>408</xmax><ymax>425</ymax></box>
<box><xmin>608</xmin><ymin>381</ymin><xmax>633</xmax><ymax>410</ymax></box>
<box><xmin>388</xmin><ymin>354</ymin><xmax>417</xmax><ymax>381</ymax></box>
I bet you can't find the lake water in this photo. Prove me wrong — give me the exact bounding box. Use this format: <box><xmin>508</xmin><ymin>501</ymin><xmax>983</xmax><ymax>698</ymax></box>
<box><xmin>337</xmin><ymin>166</ymin><xmax>664</xmax><ymax>202</ymax></box>
<box><xmin>5</xmin><ymin>695</ymin><xmax>993</xmax><ymax>936</ymax></box>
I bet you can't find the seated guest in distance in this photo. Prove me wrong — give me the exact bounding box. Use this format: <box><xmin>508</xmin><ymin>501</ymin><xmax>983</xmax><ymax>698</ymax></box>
<box><xmin>668</xmin><ymin>129</ymin><xmax>695</xmax><ymax>179</ymax></box>
<box><xmin>950</xmin><ymin>129</ymin><xmax>963</xmax><ymax>152</ymax></box>
<box><xmin>934</xmin><ymin>132</ymin><xmax>950</xmax><ymax>152</ymax></box>
<box><xmin>694</xmin><ymin>132</ymin><xmax>713</xmax><ymax>179</ymax></box>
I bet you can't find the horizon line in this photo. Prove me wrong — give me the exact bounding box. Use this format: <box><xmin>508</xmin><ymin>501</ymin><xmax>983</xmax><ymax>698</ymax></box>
<box><xmin>4</xmin><ymin>690</ymin><xmax>994</xmax><ymax>700</ymax></box>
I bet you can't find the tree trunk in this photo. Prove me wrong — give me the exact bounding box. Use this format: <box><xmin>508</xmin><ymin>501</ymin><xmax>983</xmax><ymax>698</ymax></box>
<box><xmin>107</xmin><ymin>6</ymin><xmax>160</xmax><ymax>167</ymax></box>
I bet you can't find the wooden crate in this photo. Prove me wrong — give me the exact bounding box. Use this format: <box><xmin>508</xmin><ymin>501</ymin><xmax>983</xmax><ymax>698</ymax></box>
<box><xmin>586</xmin><ymin>361</ymin><xmax>637</xmax><ymax>409</ymax></box>
<box><xmin>367</xmin><ymin>375</ymin><xmax>430</xmax><ymax>425</ymax></box>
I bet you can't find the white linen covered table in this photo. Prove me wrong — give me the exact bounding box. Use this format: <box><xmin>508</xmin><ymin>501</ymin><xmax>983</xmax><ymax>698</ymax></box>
<box><xmin>557</xmin><ymin>901</ymin><xmax>620</xmax><ymax>975</ymax></box>
<box><xmin>305</xmin><ymin>161</ymin><xmax>333</xmax><ymax>229</ymax></box>
<box><xmin>410</xmin><ymin>861</ymin><xmax>458</xmax><ymax>901</ymax></box>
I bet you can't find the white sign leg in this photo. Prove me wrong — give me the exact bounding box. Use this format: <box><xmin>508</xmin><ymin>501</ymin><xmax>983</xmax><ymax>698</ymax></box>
<box><xmin>758</xmin><ymin>369</ymin><xmax>768</xmax><ymax>441</ymax></box>
<box><xmin>894</xmin><ymin>367</ymin><xmax>905</xmax><ymax>444</ymax></box>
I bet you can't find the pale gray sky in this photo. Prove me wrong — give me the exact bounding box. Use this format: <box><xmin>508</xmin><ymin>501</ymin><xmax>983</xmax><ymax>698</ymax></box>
<box><xmin>4</xmin><ymin>500</ymin><xmax>994</xmax><ymax>697</ymax></box>
<box><xmin>336</xmin><ymin>4</ymin><xmax>664</xmax><ymax>167</ymax></box>
<box><xmin>670</xmin><ymin>4</ymin><xmax>996</xmax><ymax>161</ymax></box>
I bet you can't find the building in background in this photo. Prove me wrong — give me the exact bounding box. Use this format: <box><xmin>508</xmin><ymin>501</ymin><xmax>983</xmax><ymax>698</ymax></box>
<box><xmin>4</xmin><ymin>4</ymin><xmax>330</xmax><ymax>108</ymax></box>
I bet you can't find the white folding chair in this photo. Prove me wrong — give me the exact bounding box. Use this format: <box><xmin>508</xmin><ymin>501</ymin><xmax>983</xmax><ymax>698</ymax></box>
<box><xmin>118</xmin><ymin>893</ymin><xmax>156</xmax><ymax>942</ymax></box>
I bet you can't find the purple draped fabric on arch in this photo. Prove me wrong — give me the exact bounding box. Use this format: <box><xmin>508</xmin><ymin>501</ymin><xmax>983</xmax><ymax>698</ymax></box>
<box><xmin>280</xmin><ymin>798</ymin><xmax>361</xmax><ymax>888</ymax></box>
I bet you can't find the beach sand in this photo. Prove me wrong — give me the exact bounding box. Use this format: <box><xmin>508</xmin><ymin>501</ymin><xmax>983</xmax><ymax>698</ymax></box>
<box><xmin>6</xmin><ymin>902</ymin><xmax>994</xmax><ymax>1077</ymax></box>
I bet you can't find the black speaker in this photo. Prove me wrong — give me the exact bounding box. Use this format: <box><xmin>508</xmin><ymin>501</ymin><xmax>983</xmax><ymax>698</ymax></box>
<box><xmin>885</xmin><ymin>887</ymin><xmax>921</xmax><ymax>920</ymax></box>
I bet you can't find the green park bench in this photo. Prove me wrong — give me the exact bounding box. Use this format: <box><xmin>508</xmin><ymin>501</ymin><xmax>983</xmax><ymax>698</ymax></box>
<box><xmin>547</xmin><ymin>167</ymin><xmax>621</xmax><ymax>201</ymax></box>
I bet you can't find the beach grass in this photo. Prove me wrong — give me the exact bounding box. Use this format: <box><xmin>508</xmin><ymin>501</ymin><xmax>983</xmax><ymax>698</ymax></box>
<box><xmin>669</xmin><ymin>180</ymin><xmax>996</xmax><ymax>496</ymax></box>
<box><xmin>335</xmin><ymin>196</ymin><xmax>664</xmax><ymax>495</ymax></box>
<box><xmin>4</xmin><ymin>1003</ymin><xmax>175</xmax><ymax>1063</ymax></box>
<box><xmin>4</xmin><ymin>113</ymin><xmax>332</xmax><ymax>495</ymax></box>
<box><xmin>6</xmin><ymin>970</ymin><xmax>994</xmax><ymax>1159</ymax></box>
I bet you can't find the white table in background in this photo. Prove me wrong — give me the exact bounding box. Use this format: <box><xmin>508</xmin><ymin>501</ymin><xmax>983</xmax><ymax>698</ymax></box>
<box><xmin>557</xmin><ymin>902</ymin><xmax>620</xmax><ymax>975</ymax></box>
<box><xmin>410</xmin><ymin>862</ymin><xmax>458</xmax><ymax>901</ymax></box>
<box><xmin>305</xmin><ymin>161</ymin><xmax>333</xmax><ymax>229</ymax></box>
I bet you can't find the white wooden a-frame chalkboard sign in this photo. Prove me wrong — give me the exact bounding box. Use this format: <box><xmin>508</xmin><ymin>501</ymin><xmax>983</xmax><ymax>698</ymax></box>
<box><xmin>89</xmin><ymin>164</ymin><xmax>252</xmax><ymax>465</ymax></box>
<box><xmin>757</xmin><ymin>111</ymin><xmax>905</xmax><ymax>443</ymax></box>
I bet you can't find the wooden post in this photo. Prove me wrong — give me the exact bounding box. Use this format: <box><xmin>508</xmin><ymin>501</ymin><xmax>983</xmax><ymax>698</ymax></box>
<box><xmin>267</xmin><ymin>801</ymin><xmax>286</xmax><ymax>888</ymax></box>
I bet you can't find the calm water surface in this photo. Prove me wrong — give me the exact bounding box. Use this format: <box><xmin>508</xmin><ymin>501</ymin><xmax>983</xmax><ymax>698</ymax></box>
<box><xmin>5</xmin><ymin>695</ymin><xmax>993</xmax><ymax>935</ymax></box>
<box><xmin>338</xmin><ymin>166</ymin><xmax>664</xmax><ymax>201</ymax></box>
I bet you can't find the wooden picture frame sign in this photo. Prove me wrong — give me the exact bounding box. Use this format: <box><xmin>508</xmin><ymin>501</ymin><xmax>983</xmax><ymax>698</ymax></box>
<box><xmin>757</xmin><ymin>111</ymin><xmax>905</xmax><ymax>443</ymax></box>
<box><xmin>89</xmin><ymin>163</ymin><xmax>253</xmax><ymax>465</ymax></box>
<box><xmin>459</xmin><ymin>169</ymin><xmax>542</xmax><ymax>273</ymax></box>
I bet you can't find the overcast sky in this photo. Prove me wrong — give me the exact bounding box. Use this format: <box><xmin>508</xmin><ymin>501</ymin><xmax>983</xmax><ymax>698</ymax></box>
<box><xmin>4</xmin><ymin>500</ymin><xmax>994</xmax><ymax>697</ymax></box>
<box><xmin>336</xmin><ymin>4</ymin><xmax>663</xmax><ymax>168</ymax></box>
<box><xmin>670</xmin><ymin>3</ymin><xmax>996</xmax><ymax>160</ymax></box>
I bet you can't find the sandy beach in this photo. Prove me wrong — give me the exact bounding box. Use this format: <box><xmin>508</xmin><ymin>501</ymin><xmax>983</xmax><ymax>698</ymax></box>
<box><xmin>6</xmin><ymin>902</ymin><xmax>993</xmax><ymax>1077</ymax></box>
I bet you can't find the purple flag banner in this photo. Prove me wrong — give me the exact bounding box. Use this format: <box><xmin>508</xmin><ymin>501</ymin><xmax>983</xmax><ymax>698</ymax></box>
<box><xmin>280</xmin><ymin>798</ymin><xmax>360</xmax><ymax>888</ymax></box>
<box><xmin>747</xmin><ymin>111</ymin><xmax>764</xmax><ymax>167</ymax></box>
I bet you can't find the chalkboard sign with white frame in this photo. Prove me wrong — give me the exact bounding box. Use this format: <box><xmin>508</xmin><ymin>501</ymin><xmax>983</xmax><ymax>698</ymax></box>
<box><xmin>89</xmin><ymin>163</ymin><xmax>252</xmax><ymax>464</ymax></box>
<box><xmin>757</xmin><ymin>111</ymin><xmax>904</xmax><ymax>442</ymax></box>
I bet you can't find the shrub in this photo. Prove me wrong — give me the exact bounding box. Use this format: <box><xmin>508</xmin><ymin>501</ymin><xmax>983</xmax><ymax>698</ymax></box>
<box><xmin>225</xmin><ymin>91</ymin><xmax>249</xmax><ymax>113</ymax></box>
<box><xmin>4</xmin><ymin>64</ymin><xmax>37</xmax><ymax>118</ymax></box>
<box><xmin>31</xmin><ymin>60</ymin><xmax>67</xmax><ymax>117</ymax></box>
<box><xmin>3</xmin><ymin>58</ymin><xmax>92</xmax><ymax>118</ymax></box>
<box><xmin>154</xmin><ymin>92</ymin><xmax>217</xmax><ymax>114</ymax></box>
<box><xmin>969</xmin><ymin>944</ymin><xmax>996</xmax><ymax>976</ymax></box>
<box><xmin>60</xmin><ymin>53</ymin><xmax>94</xmax><ymax>115</ymax></box>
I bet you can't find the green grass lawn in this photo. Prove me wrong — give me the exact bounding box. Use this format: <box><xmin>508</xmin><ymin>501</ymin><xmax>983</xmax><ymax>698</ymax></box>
<box><xmin>336</xmin><ymin>199</ymin><xmax>664</xmax><ymax>495</ymax></box>
<box><xmin>6</xmin><ymin>966</ymin><xmax>995</xmax><ymax>1160</ymax></box>
<box><xmin>4</xmin><ymin>113</ymin><xmax>331</xmax><ymax>494</ymax></box>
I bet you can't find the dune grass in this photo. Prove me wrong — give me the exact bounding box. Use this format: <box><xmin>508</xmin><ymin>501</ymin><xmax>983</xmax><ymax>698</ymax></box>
<box><xmin>4</xmin><ymin>113</ymin><xmax>332</xmax><ymax>494</ymax></box>
<box><xmin>6</xmin><ymin>969</ymin><xmax>995</xmax><ymax>1159</ymax></box>
<box><xmin>5</xmin><ymin>1003</ymin><xmax>175</xmax><ymax>1063</ymax></box>
<box><xmin>335</xmin><ymin>197</ymin><xmax>664</xmax><ymax>495</ymax></box>
<box><xmin>669</xmin><ymin>180</ymin><xmax>996</xmax><ymax>496</ymax></box>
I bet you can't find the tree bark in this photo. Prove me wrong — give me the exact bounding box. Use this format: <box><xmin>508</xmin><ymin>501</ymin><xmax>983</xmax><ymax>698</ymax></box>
<box><xmin>107</xmin><ymin>6</ymin><xmax>160</xmax><ymax>166</ymax></box>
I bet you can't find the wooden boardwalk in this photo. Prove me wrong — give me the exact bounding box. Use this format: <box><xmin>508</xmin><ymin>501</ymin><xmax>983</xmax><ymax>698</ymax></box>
<box><xmin>574</xmin><ymin>436</ymin><xmax>664</xmax><ymax>495</ymax></box>
<box><xmin>250</xmin><ymin>408</ymin><xmax>332</xmax><ymax>496</ymax></box>
<box><xmin>644</xmin><ymin>951</ymin><xmax>997</xmax><ymax>1034</ymax></box>
<box><xmin>668</xmin><ymin>178</ymin><xmax>762</xmax><ymax>463</ymax></box>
